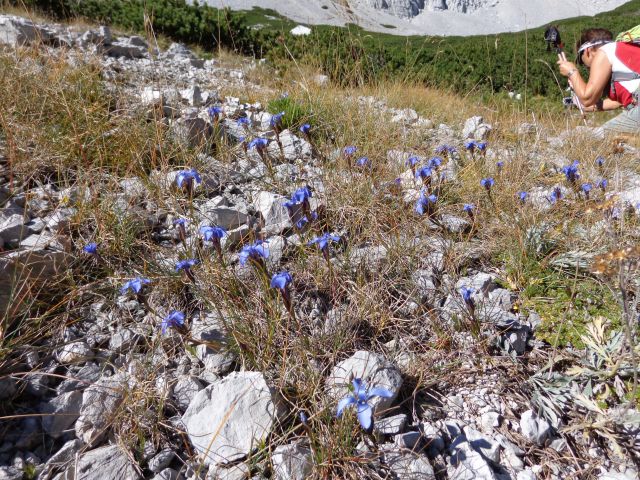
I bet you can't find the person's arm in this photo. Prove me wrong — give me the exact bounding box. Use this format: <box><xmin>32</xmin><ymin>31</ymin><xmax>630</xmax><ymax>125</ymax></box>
<box><xmin>557</xmin><ymin>51</ymin><xmax>612</xmax><ymax>107</ymax></box>
<box><xmin>582</xmin><ymin>98</ymin><xmax>622</xmax><ymax>112</ymax></box>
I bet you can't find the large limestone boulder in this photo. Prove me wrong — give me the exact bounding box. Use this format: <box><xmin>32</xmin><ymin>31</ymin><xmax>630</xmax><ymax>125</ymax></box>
<box><xmin>181</xmin><ymin>372</ymin><xmax>285</xmax><ymax>465</ymax></box>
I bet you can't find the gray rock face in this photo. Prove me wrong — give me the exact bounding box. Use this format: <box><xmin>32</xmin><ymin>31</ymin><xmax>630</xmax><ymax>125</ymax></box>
<box><xmin>42</xmin><ymin>439</ymin><xmax>84</xmax><ymax>477</ymax></box>
<box><xmin>106</xmin><ymin>35</ymin><xmax>148</xmax><ymax>59</ymax></box>
<box><xmin>75</xmin><ymin>373</ymin><xmax>129</xmax><ymax>444</ymax></box>
<box><xmin>59</xmin><ymin>445</ymin><xmax>141</xmax><ymax>480</ymax></box>
<box><xmin>364</xmin><ymin>0</ymin><xmax>426</xmax><ymax>18</ymax></box>
<box><xmin>253</xmin><ymin>191</ymin><xmax>293</xmax><ymax>235</ymax></box>
<box><xmin>181</xmin><ymin>371</ymin><xmax>285</xmax><ymax>465</ymax></box>
<box><xmin>0</xmin><ymin>14</ymin><xmax>64</xmax><ymax>46</ymax></box>
<box><xmin>327</xmin><ymin>350</ymin><xmax>402</xmax><ymax>413</ymax></box>
<box><xmin>462</xmin><ymin>115</ymin><xmax>492</xmax><ymax>139</ymax></box>
<box><xmin>41</xmin><ymin>390</ymin><xmax>83</xmax><ymax>438</ymax></box>
<box><xmin>198</xmin><ymin>205</ymin><xmax>249</xmax><ymax>231</ymax></box>
<box><xmin>448</xmin><ymin>435</ymin><xmax>498</xmax><ymax>480</ymax></box>
<box><xmin>384</xmin><ymin>450</ymin><xmax>436</xmax><ymax>479</ymax></box>
<box><xmin>0</xmin><ymin>214</ymin><xmax>28</xmax><ymax>244</ymax></box>
<box><xmin>173</xmin><ymin>375</ymin><xmax>204</xmax><ymax>411</ymax></box>
<box><xmin>0</xmin><ymin>247</ymin><xmax>69</xmax><ymax>318</ymax></box>
<box><xmin>148</xmin><ymin>449</ymin><xmax>176</xmax><ymax>473</ymax></box>
<box><xmin>271</xmin><ymin>443</ymin><xmax>313</xmax><ymax>480</ymax></box>
<box><xmin>519</xmin><ymin>409</ymin><xmax>552</xmax><ymax>446</ymax></box>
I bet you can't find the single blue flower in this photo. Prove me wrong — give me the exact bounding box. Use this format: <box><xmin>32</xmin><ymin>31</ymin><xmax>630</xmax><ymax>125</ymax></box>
<box><xmin>597</xmin><ymin>179</ymin><xmax>608</xmax><ymax>191</ymax></box>
<box><xmin>480</xmin><ymin>177</ymin><xmax>495</xmax><ymax>191</ymax></box>
<box><xmin>239</xmin><ymin>241</ymin><xmax>269</xmax><ymax>265</ymax></box>
<box><xmin>175</xmin><ymin>169</ymin><xmax>202</xmax><ymax>189</ymax></box>
<box><xmin>406</xmin><ymin>156</ymin><xmax>420</xmax><ymax>167</ymax></box>
<box><xmin>248</xmin><ymin>138</ymin><xmax>269</xmax><ymax>150</ymax></box>
<box><xmin>428</xmin><ymin>157</ymin><xmax>443</xmax><ymax>169</ymax></box>
<box><xmin>308</xmin><ymin>232</ymin><xmax>340</xmax><ymax>252</ymax></box>
<box><xmin>270</xmin><ymin>271</ymin><xmax>292</xmax><ymax>290</ymax></box>
<box><xmin>561</xmin><ymin>160</ymin><xmax>580</xmax><ymax>183</ymax></box>
<box><xmin>336</xmin><ymin>378</ymin><xmax>394</xmax><ymax>431</ymax></box>
<box><xmin>518</xmin><ymin>191</ymin><xmax>528</xmax><ymax>203</ymax></box>
<box><xmin>175</xmin><ymin>259</ymin><xmax>199</xmax><ymax>272</ymax></box>
<box><xmin>207</xmin><ymin>106</ymin><xmax>223</xmax><ymax>118</ymax></box>
<box><xmin>415</xmin><ymin>191</ymin><xmax>437</xmax><ymax>215</ymax></box>
<box><xmin>581</xmin><ymin>183</ymin><xmax>593</xmax><ymax>194</ymax></box>
<box><xmin>463</xmin><ymin>204</ymin><xmax>475</xmax><ymax>214</ymax></box>
<box><xmin>83</xmin><ymin>242</ymin><xmax>98</xmax><ymax>255</ymax></box>
<box><xmin>549</xmin><ymin>187</ymin><xmax>562</xmax><ymax>204</ymax></box>
<box><xmin>270</xmin><ymin>111</ymin><xmax>285</xmax><ymax>128</ymax></box>
<box><xmin>120</xmin><ymin>277</ymin><xmax>151</xmax><ymax>295</ymax></box>
<box><xmin>236</xmin><ymin>116</ymin><xmax>250</xmax><ymax>126</ymax></box>
<box><xmin>476</xmin><ymin>142</ymin><xmax>487</xmax><ymax>152</ymax></box>
<box><xmin>496</xmin><ymin>161</ymin><xmax>504</xmax><ymax>171</ymax></box>
<box><xmin>415</xmin><ymin>165</ymin><xmax>432</xmax><ymax>180</ymax></box>
<box><xmin>356</xmin><ymin>157</ymin><xmax>370</xmax><ymax>167</ymax></box>
<box><xmin>299</xmin><ymin>123</ymin><xmax>311</xmax><ymax>134</ymax></box>
<box><xmin>434</xmin><ymin>145</ymin><xmax>447</xmax><ymax>155</ymax></box>
<box><xmin>460</xmin><ymin>286</ymin><xmax>474</xmax><ymax>303</ymax></box>
<box><xmin>596</xmin><ymin>156</ymin><xmax>605</xmax><ymax>167</ymax></box>
<box><xmin>343</xmin><ymin>145</ymin><xmax>357</xmax><ymax>156</ymax></box>
<box><xmin>464</xmin><ymin>141</ymin><xmax>476</xmax><ymax>151</ymax></box>
<box><xmin>162</xmin><ymin>310</ymin><xmax>184</xmax><ymax>335</ymax></box>
<box><xmin>174</xmin><ymin>218</ymin><xmax>188</xmax><ymax>227</ymax></box>
<box><xmin>200</xmin><ymin>225</ymin><xmax>226</xmax><ymax>241</ymax></box>
<box><xmin>299</xmin><ymin>412</ymin><xmax>309</xmax><ymax>425</ymax></box>
<box><xmin>289</xmin><ymin>186</ymin><xmax>313</xmax><ymax>205</ymax></box>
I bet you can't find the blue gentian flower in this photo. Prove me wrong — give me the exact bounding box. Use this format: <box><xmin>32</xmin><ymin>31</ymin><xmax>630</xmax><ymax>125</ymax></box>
<box><xmin>518</xmin><ymin>191</ymin><xmax>528</xmax><ymax>204</ymax></box>
<box><xmin>581</xmin><ymin>183</ymin><xmax>593</xmax><ymax>194</ymax></box>
<box><xmin>289</xmin><ymin>186</ymin><xmax>312</xmax><ymax>205</ymax></box>
<box><xmin>207</xmin><ymin>106</ymin><xmax>223</xmax><ymax>118</ymax></box>
<box><xmin>120</xmin><ymin>277</ymin><xmax>151</xmax><ymax>295</ymax></box>
<box><xmin>270</xmin><ymin>271</ymin><xmax>292</xmax><ymax>290</ymax></box>
<box><xmin>299</xmin><ymin>412</ymin><xmax>309</xmax><ymax>425</ymax></box>
<box><xmin>239</xmin><ymin>241</ymin><xmax>269</xmax><ymax>266</ymax></box>
<box><xmin>270</xmin><ymin>111</ymin><xmax>285</xmax><ymax>128</ymax></box>
<box><xmin>415</xmin><ymin>165</ymin><xmax>432</xmax><ymax>180</ymax></box>
<box><xmin>406</xmin><ymin>156</ymin><xmax>420</xmax><ymax>168</ymax></box>
<box><xmin>336</xmin><ymin>378</ymin><xmax>393</xmax><ymax>431</ymax></box>
<box><xmin>435</xmin><ymin>145</ymin><xmax>447</xmax><ymax>155</ymax></box>
<box><xmin>236</xmin><ymin>116</ymin><xmax>250</xmax><ymax>126</ymax></box>
<box><xmin>161</xmin><ymin>310</ymin><xmax>184</xmax><ymax>335</ymax></box>
<box><xmin>175</xmin><ymin>259</ymin><xmax>199</xmax><ymax>272</ymax></box>
<box><xmin>200</xmin><ymin>225</ymin><xmax>226</xmax><ymax>241</ymax></box>
<box><xmin>496</xmin><ymin>161</ymin><xmax>504</xmax><ymax>171</ymax></box>
<box><xmin>476</xmin><ymin>142</ymin><xmax>487</xmax><ymax>152</ymax></box>
<box><xmin>464</xmin><ymin>141</ymin><xmax>476</xmax><ymax>151</ymax></box>
<box><xmin>549</xmin><ymin>187</ymin><xmax>562</xmax><ymax>204</ymax></box>
<box><xmin>415</xmin><ymin>190</ymin><xmax>437</xmax><ymax>215</ymax></box>
<box><xmin>248</xmin><ymin>138</ymin><xmax>269</xmax><ymax>150</ymax></box>
<box><xmin>175</xmin><ymin>169</ymin><xmax>202</xmax><ymax>189</ymax></box>
<box><xmin>428</xmin><ymin>157</ymin><xmax>442</xmax><ymax>169</ymax></box>
<box><xmin>300</xmin><ymin>124</ymin><xmax>311</xmax><ymax>134</ymax></box>
<box><xmin>356</xmin><ymin>157</ymin><xmax>370</xmax><ymax>168</ymax></box>
<box><xmin>83</xmin><ymin>243</ymin><xmax>98</xmax><ymax>255</ymax></box>
<box><xmin>597</xmin><ymin>179</ymin><xmax>608</xmax><ymax>191</ymax></box>
<box><xmin>174</xmin><ymin>218</ymin><xmax>188</xmax><ymax>227</ymax></box>
<box><xmin>460</xmin><ymin>287</ymin><xmax>474</xmax><ymax>303</ymax></box>
<box><xmin>343</xmin><ymin>146</ymin><xmax>357</xmax><ymax>156</ymax></box>
<box><xmin>463</xmin><ymin>204</ymin><xmax>475</xmax><ymax>215</ymax></box>
<box><xmin>596</xmin><ymin>156</ymin><xmax>605</xmax><ymax>167</ymax></box>
<box><xmin>308</xmin><ymin>232</ymin><xmax>340</xmax><ymax>252</ymax></box>
<box><xmin>561</xmin><ymin>160</ymin><xmax>580</xmax><ymax>183</ymax></box>
<box><xmin>480</xmin><ymin>177</ymin><xmax>495</xmax><ymax>191</ymax></box>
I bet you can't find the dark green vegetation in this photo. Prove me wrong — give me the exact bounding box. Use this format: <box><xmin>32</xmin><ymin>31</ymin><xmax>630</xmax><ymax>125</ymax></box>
<box><xmin>14</xmin><ymin>0</ymin><xmax>640</xmax><ymax>100</ymax></box>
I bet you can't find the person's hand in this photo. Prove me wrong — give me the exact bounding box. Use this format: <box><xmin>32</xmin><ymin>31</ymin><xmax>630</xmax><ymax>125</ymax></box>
<box><xmin>557</xmin><ymin>55</ymin><xmax>577</xmax><ymax>77</ymax></box>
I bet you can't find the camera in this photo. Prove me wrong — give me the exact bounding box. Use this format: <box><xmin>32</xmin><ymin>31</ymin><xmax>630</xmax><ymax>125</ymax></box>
<box><xmin>544</xmin><ymin>26</ymin><xmax>562</xmax><ymax>52</ymax></box>
<box><xmin>562</xmin><ymin>96</ymin><xmax>574</xmax><ymax>107</ymax></box>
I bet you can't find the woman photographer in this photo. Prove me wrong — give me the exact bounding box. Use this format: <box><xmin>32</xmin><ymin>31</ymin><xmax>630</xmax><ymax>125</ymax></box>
<box><xmin>557</xmin><ymin>28</ymin><xmax>640</xmax><ymax>134</ymax></box>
